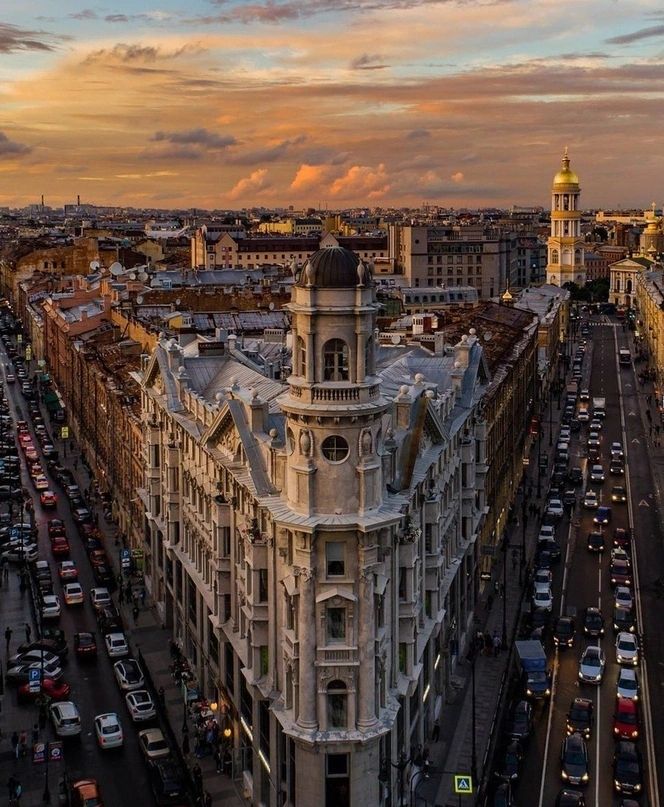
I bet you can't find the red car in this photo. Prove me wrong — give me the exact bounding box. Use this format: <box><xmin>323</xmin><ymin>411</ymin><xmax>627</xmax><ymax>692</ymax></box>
<box><xmin>48</xmin><ymin>519</ymin><xmax>66</xmax><ymax>538</ymax></box>
<box><xmin>610</xmin><ymin>559</ymin><xmax>632</xmax><ymax>588</ymax></box>
<box><xmin>40</xmin><ymin>490</ymin><xmax>58</xmax><ymax>508</ymax></box>
<box><xmin>18</xmin><ymin>434</ymin><xmax>32</xmax><ymax>446</ymax></box>
<box><xmin>613</xmin><ymin>696</ymin><xmax>639</xmax><ymax>740</ymax></box>
<box><xmin>71</xmin><ymin>779</ymin><xmax>103</xmax><ymax>807</ymax></box>
<box><xmin>74</xmin><ymin>632</ymin><xmax>97</xmax><ymax>658</ymax></box>
<box><xmin>16</xmin><ymin>420</ymin><xmax>29</xmax><ymax>434</ymax></box>
<box><xmin>58</xmin><ymin>561</ymin><xmax>78</xmax><ymax>581</ymax></box>
<box><xmin>89</xmin><ymin>549</ymin><xmax>109</xmax><ymax>568</ymax></box>
<box><xmin>50</xmin><ymin>536</ymin><xmax>70</xmax><ymax>558</ymax></box>
<box><xmin>17</xmin><ymin>677</ymin><xmax>71</xmax><ymax>703</ymax></box>
<box><xmin>613</xmin><ymin>528</ymin><xmax>632</xmax><ymax>549</ymax></box>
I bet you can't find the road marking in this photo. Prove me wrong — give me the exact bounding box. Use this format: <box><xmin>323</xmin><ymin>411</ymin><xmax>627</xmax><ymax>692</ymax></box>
<box><xmin>614</xmin><ymin>327</ymin><xmax>660</xmax><ymax>807</ymax></box>
<box><xmin>631</xmin><ymin>438</ymin><xmax>641</xmax><ymax>444</ymax></box>
<box><xmin>638</xmin><ymin>499</ymin><xmax>651</xmax><ymax>508</ymax></box>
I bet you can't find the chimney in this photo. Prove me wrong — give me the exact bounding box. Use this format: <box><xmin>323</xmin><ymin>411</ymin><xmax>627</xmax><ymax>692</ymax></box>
<box><xmin>454</xmin><ymin>334</ymin><xmax>471</xmax><ymax>369</ymax></box>
<box><xmin>77</xmin><ymin>195</ymin><xmax>81</xmax><ymax>206</ymax></box>
<box><xmin>41</xmin><ymin>195</ymin><xmax>44</xmax><ymax>206</ymax></box>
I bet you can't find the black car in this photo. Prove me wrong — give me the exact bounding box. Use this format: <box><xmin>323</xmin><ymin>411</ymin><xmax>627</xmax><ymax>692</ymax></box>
<box><xmin>582</xmin><ymin>607</ymin><xmax>604</xmax><ymax>637</ymax></box>
<box><xmin>587</xmin><ymin>531</ymin><xmax>604</xmax><ymax>552</ymax></box>
<box><xmin>566</xmin><ymin>698</ymin><xmax>593</xmax><ymax>739</ymax></box>
<box><xmin>492</xmin><ymin>782</ymin><xmax>513</xmax><ymax>807</ymax></box>
<box><xmin>555</xmin><ymin>790</ymin><xmax>586</xmax><ymax>806</ymax></box>
<box><xmin>563</xmin><ymin>490</ymin><xmax>576</xmax><ymax>507</ymax></box>
<box><xmin>613</xmin><ymin>741</ymin><xmax>642</xmax><ymax>795</ymax></box>
<box><xmin>495</xmin><ymin>740</ymin><xmax>523</xmax><ymax>782</ymax></box>
<box><xmin>610</xmin><ymin>461</ymin><xmax>625</xmax><ymax>476</ymax></box>
<box><xmin>16</xmin><ymin>638</ymin><xmax>68</xmax><ymax>660</ymax></box>
<box><xmin>560</xmin><ymin>733</ymin><xmax>589</xmax><ymax>786</ymax></box>
<box><xmin>613</xmin><ymin>607</ymin><xmax>636</xmax><ymax>634</ymax></box>
<box><xmin>538</xmin><ymin>539</ymin><xmax>561</xmax><ymax>562</ymax></box>
<box><xmin>97</xmin><ymin>606</ymin><xmax>123</xmax><ymax>635</ymax></box>
<box><xmin>507</xmin><ymin>700</ymin><xmax>533</xmax><ymax>741</ymax></box>
<box><xmin>553</xmin><ymin>617</ymin><xmax>575</xmax><ymax>648</ymax></box>
<box><xmin>93</xmin><ymin>564</ymin><xmax>116</xmax><ymax>588</ymax></box>
<box><xmin>149</xmin><ymin>759</ymin><xmax>187</xmax><ymax>805</ymax></box>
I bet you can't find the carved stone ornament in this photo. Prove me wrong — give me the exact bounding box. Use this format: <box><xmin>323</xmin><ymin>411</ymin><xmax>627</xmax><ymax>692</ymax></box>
<box><xmin>360</xmin><ymin>428</ymin><xmax>372</xmax><ymax>456</ymax></box>
<box><xmin>299</xmin><ymin>430</ymin><xmax>312</xmax><ymax>457</ymax></box>
<box><xmin>294</xmin><ymin>566</ymin><xmax>315</xmax><ymax>582</ymax></box>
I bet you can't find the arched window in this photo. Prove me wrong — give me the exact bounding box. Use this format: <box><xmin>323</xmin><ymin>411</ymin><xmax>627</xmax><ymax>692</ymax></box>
<box><xmin>296</xmin><ymin>336</ymin><xmax>306</xmax><ymax>377</ymax></box>
<box><xmin>551</xmin><ymin>249</ymin><xmax>559</xmax><ymax>265</ymax></box>
<box><xmin>323</xmin><ymin>339</ymin><xmax>349</xmax><ymax>381</ymax></box>
<box><xmin>327</xmin><ymin>679</ymin><xmax>347</xmax><ymax>728</ymax></box>
<box><xmin>626</xmin><ymin>279</ymin><xmax>633</xmax><ymax>294</ymax></box>
<box><xmin>575</xmin><ymin>249</ymin><xmax>582</xmax><ymax>263</ymax></box>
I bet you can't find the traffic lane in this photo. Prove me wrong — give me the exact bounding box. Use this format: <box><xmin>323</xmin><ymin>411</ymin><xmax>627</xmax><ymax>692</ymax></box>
<box><xmin>1</xmin><ymin>378</ymin><xmax>156</xmax><ymax>806</ymax></box>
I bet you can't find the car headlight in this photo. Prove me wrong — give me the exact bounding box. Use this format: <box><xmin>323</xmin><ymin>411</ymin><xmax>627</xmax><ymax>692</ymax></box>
<box><xmin>631</xmin><ymin>730</ymin><xmax>638</xmax><ymax>738</ymax></box>
<box><xmin>635</xmin><ymin>784</ymin><xmax>641</xmax><ymax>792</ymax></box>
<box><xmin>614</xmin><ymin>779</ymin><xmax>621</xmax><ymax>790</ymax></box>
<box><xmin>562</xmin><ymin>770</ymin><xmax>569</xmax><ymax>779</ymax></box>
<box><xmin>582</xmin><ymin>773</ymin><xmax>589</xmax><ymax>782</ymax></box>
<box><xmin>614</xmin><ymin>727</ymin><xmax>620</xmax><ymax>734</ymax></box>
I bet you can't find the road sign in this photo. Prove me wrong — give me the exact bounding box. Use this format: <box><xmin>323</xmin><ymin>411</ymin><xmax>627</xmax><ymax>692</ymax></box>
<box><xmin>16</xmin><ymin>334</ymin><xmax>22</xmax><ymax>343</ymax></box>
<box><xmin>454</xmin><ymin>775</ymin><xmax>473</xmax><ymax>795</ymax></box>
<box><xmin>28</xmin><ymin>667</ymin><xmax>41</xmax><ymax>693</ymax></box>
<box><xmin>32</xmin><ymin>742</ymin><xmax>46</xmax><ymax>763</ymax></box>
<box><xmin>48</xmin><ymin>741</ymin><xmax>63</xmax><ymax>762</ymax></box>
<box><xmin>25</xmin><ymin>346</ymin><xmax>32</xmax><ymax>361</ymax></box>
<box><xmin>38</xmin><ymin>359</ymin><xmax>46</xmax><ymax>368</ymax></box>
<box><xmin>60</xmin><ymin>426</ymin><xmax>69</xmax><ymax>439</ymax></box>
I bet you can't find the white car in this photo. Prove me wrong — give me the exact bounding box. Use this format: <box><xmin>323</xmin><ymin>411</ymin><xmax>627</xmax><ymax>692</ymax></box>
<box><xmin>578</xmin><ymin>645</ymin><xmax>606</xmax><ymax>684</ymax></box>
<box><xmin>611</xmin><ymin>548</ymin><xmax>630</xmax><ymax>564</ymax></box>
<box><xmin>560</xmin><ymin>428</ymin><xmax>571</xmax><ymax>442</ymax></box>
<box><xmin>580</xmin><ymin>388</ymin><xmax>590</xmax><ymax>401</ymax></box>
<box><xmin>590</xmin><ymin>465</ymin><xmax>605</xmax><ymax>483</ymax></box>
<box><xmin>616</xmin><ymin>632</ymin><xmax>639</xmax><ymax>666</ymax></box>
<box><xmin>533</xmin><ymin>568</ymin><xmax>552</xmax><ymax>587</ymax></box>
<box><xmin>589</xmin><ymin>418</ymin><xmax>602</xmax><ymax>431</ymax></box>
<box><xmin>125</xmin><ymin>690</ymin><xmax>156</xmax><ymax>722</ymax></box>
<box><xmin>617</xmin><ymin>668</ymin><xmax>639</xmax><ymax>701</ymax></box>
<box><xmin>94</xmin><ymin>712</ymin><xmax>124</xmax><ymax>749</ymax></box>
<box><xmin>105</xmin><ymin>632</ymin><xmax>129</xmax><ymax>658</ymax></box>
<box><xmin>615</xmin><ymin>586</ymin><xmax>633</xmax><ymax>611</ymax></box>
<box><xmin>138</xmin><ymin>728</ymin><xmax>171</xmax><ymax>760</ymax></box>
<box><xmin>532</xmin><ymin>585</ymin><xmax>553</xmax><ymax>611</ymax></box>
<box><xmin>50</xmin><ymin>701</ymin><xmax>82</xmax><ymax>737</ymax></box>
<box><xmin>577</xmin><ymin>409</ymin><xmax>590</xmax><ymax>422</ymax></box>
<box><xmin>583</xmin><ymin>490</ymin><xmax>599</xmax><ymax>509</ymax></box>
<box><xmin>10</xmin><ymin>649</ymin><xmax>60</xmax><ymax>668</ymax></box>
<box><xmin>546</xmin><ymin>499</ymin><xmax>564</xmax><ymax>519</ymax></box>
<box><xmin>90</xmin><ymin>587</ymin><xmax>112</xmax><ymax>610</ymax></box>
<box><xmin>113</xmin><ymin>659</ymin><xmax>145</xmax><ymax>691</ymax></box>
<box><xmin>611</xmin><ymin>442</ymin><xmax>624</xmax><ymax>459</ymax></box>
<box><xmin>40</xmin><ymin>594</ymin><xmax>61</xmax><ymax>620</ymax></box>
<box><xmin>538</xmin><ymin>525</ymin><xmax>556</xmax><ymax>542</ymax></box>
<box><xmin>2</xmin><ymin>542</ymin><xmax>38</xmax><ymax>563</ymax></box>
<box><xmin>63</xmin><ymin>582</ymin><xmax>84</xmax><ymax>606</ymax></box>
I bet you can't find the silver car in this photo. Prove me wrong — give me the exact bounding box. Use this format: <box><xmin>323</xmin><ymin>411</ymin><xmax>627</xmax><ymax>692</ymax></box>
<box><xmin>578</xmin><ymin>646</ymin><xmax>605</xmax><ymax>684</ymax></box>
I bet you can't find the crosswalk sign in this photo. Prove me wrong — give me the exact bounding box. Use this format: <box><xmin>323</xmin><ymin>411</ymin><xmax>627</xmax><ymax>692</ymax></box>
<box><xmin>454</xmin><ymin>775</ymin><xmax>473</xmax><ymax>794</ymax></box>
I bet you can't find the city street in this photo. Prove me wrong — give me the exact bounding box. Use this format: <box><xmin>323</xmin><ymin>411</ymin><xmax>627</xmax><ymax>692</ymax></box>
<box><xmin>0</xmin><ymin>339</ymin><xmax>156</xmax><ymax>805</ymax></box>
<box><xmin>514</xmin><ymin>317</ymin><xmax>663</xmax><ymax>807</ymax></box>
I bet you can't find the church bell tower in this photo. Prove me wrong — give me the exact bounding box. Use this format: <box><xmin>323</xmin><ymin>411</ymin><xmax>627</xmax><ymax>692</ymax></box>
<box><xmin>546</xmin><ymin>148</ymin><xmax>586</xmax><ymax>286</ymax></box>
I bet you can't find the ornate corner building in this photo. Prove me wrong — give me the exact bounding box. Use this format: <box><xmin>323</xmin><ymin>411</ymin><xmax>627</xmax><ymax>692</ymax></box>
<box><xmin>138</xmin><ymin>247</ymin><xmax>488</xmax><ymax>806</ymax></box>
<box><xmin>546</xmin><ymin>148</ymin><xmax>586</xmax><ymax>287</ymax></box>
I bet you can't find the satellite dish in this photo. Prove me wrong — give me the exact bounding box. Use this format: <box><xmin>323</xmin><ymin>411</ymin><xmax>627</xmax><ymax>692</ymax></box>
<box><xmin>483</xmin><ymin>332</ymin><xmax>493</xmax><ymax>341</ymax></box>
<box><xmin>268</xmin><ymin>302</ymin><xmax>274</xmax><ymax>311</ymax></box>
<box><xmin>138</xmin><ymin>271</ymin><xmax>148</xmax><ymax>282</ymax></box>
<box><xmin>129</xmin><ymin>273</ymin><xmax>137</xmax><ymax>281</ymax></box>
<box><xmin>89</xmin><ymin>260</ymin><xmax>100</xmax><ymax>272</ymax></box>
<box><xmin>175</xmin><ymin>298</ymin><xmax>181</xmax><ymax>306</ymax></box>
<box><xmin>391</xmin><ymin>334</ymin><xmax>401</xmax><ymax>345</ymax></box>
<box><xmin>109</xmin><ymin>262</ymin><xmax>123</xmax><ymax>276</ymax></box>
<box><xmin>136</xmin><ymin>295</ymin><xmax>144</xmax><ymax>305</ymax></box>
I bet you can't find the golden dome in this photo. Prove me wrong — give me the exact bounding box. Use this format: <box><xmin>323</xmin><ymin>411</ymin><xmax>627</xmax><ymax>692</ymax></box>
<box><xmin>501</xmin><ymin>287</ymin><xmax>513</xmax><ymax>302</ymax></box>
<box><xmin>553</xmin><ymin>147</ymin><xmax>579</xmax><ymax>186</ymax></box>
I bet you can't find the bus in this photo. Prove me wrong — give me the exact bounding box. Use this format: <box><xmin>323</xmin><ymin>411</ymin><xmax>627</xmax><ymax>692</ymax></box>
<box><xmin>619</xmin><ymin>348</ymin><xmax>631</xmax><ymax>367</ymax></box>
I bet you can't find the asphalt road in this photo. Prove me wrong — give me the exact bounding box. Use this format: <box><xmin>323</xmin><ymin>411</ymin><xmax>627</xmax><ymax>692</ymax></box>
<box><xmin>1</xmin><ymin>342</ymin><xmax>156</xmax><ymax>805</ymax></box>
<box><xmin>510</xmin><ymin>317</ymin><xmax>662</xmax><ymax>807</ymax></box>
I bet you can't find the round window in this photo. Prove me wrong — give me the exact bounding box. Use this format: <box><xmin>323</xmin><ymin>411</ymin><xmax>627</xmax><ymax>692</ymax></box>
<box><xmin>321</xmin><ymin>435</ymin><xmax>349</xmax><ymax>463</ymax></box>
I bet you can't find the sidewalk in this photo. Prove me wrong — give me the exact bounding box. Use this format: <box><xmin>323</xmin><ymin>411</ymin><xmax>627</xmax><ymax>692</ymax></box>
<box><xmin>56</xmin><ymin>442</ymin><xmax>247</xmax><ymax>806</ymax></box>
<box><xmin>422</xmin><ymin>399</ymin><xmax>563</xmax><ymax>807</ymax></box>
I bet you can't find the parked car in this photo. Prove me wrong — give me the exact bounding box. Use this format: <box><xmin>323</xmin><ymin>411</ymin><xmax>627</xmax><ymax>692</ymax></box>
<box><xmin>149</xmin><ymin>758</ymin><xmax>187</xmax><ymax>805</ymax></box>
<box><xmin>40</xmin><ymin>594</ymin><xmax>61</xmax><ymax>620</ymax></box>
<box><xmin>113</xmin><ymin>659</ymin><xmax>145</xmax><ymax>691</ymax></box>
<box><xmin>125</xmin><ymin>690</ymin><xmax>157</xmax><ymax>722</ymax></box>
<box><xmin>70</xmin><ymin>780</ymin><xmax>102</xmax><ymax>807</ymax></box>
<box><xmin>105</xmin><ymin>632</ymin><xmax>129</xmax><ymax>658</ymax></box>
<box><xmin>495</xmin><ymin>740</ymin><xmax>524</xmax><ymax>782</ymax></box>
<box><xmin>50</xmin><ymin>701</ymin><xmax>82</xmax><ymax>737</ymax></box>
<box><xmin>90</xmin><ymin>587</ymin><xmax>112</xmax><ymax>610</ymax></box>
<box><xmin>507</xmin><ymin>700</ymin><xmax>533</xmax><ymax>741</ymax></box>
<box><xmin>18</xmin><ymin>676</ymin><xmax>71</xmax><ymax>703</ymax></box>
<box><xmin>138</xmin><ymin>728</ymin><xmax>171</xmax><ymax>761</ymax></box>
<box><xmin>94</xmin><ymin>712</ymin><xmax>124</xmax><ymax>749</ymax></box>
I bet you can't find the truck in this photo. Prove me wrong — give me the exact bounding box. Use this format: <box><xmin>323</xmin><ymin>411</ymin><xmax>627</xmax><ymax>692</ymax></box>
<box><xmin>516</xmin><ymin>640</ymin><xmax>551</xmax><ymax>699</ymax></box>
<box><xmin>592</xmin><ymin>397</ymin><xmax>606</xmax><ymax>419</ymax></box>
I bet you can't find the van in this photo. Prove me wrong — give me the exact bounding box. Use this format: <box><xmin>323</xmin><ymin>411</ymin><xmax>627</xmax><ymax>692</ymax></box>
<box><xmin>50</xmin><ymin>701</ymin><xmax>82</xmax><ymax>737</ymax></box>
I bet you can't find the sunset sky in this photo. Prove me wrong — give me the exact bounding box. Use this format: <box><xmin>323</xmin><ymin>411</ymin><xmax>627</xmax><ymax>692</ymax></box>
<box><xmin>1</xmin><ymin>0</ymin><xmax>664</xmax><ymax>209</ymax></box>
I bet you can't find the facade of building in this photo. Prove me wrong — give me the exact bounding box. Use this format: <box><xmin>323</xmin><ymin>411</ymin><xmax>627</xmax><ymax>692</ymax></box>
<box><xmin>138</xmin><ymin>247</ymin><xmax>488</xmax><ymax>806</ymax></box>
<box><xmin>546</xmin><ymin>149</ymin><xmax>586</xmax><ymax>287</ymax></box>
<box><xmin>391</xmin><ymin>224</ymin><xmax>518</xmax><ymax>297</ymax></box>
<box><xmin>636</xmin><ymin>269</ymin><xmax>664</xmax><ymax>406</ymax></box>
<box><xmin>609</xmin><ymin>257</ymin><xmax>652</xmax><ymax>308</ymax></box>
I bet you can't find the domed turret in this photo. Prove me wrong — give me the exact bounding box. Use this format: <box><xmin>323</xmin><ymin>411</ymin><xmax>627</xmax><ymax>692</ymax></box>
<box><xmin>296</xmin><ymin>246</ymin><xmax>371</xmax><ymax>289</ymax></box>
<box><xmin>553</xmin><ymin>147</ymin><xmax>580</xmax><ymax>187</ymax></box>
<box><xmin>546</xmin><ymin>147</ymin><xmax>585</xmax><ymax>286</ymax></box>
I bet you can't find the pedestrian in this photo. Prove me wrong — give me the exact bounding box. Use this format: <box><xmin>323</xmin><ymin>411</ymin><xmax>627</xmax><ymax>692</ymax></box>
<box><xmin>494</xmin><ymin>580</ymin><xmax>500</xmax><ymax>597</ymax></box>
<box><xmin>117</xmin><ymin>573</ymin><xmax>123</xmax><ymax>588</ymax></box>
<box><xmin>493</xmin><ymin>632</ymin><xmax>502</xmax><ymax>657</ymax></box>
<box><xmin>132</xmin><ymin>605</ymin><xmax>140</xmax><ymax>624</ymax></box>
<box><xmin>475</xmin><ymin>630</ymin><xmax>484</xmax><ymax>652</ymax></box>
<box><xmin>204</xmin><ymin>792</ymin><xmax>212</xmax><ymax>807</ymax></box>
<box><xmin>511</xmin><ymin>549</ymin><xmax>518</xmax><ymax>571</ymax></box>
<box><xmin>7</xmin><ymin>776</ymin><xmax>17</xmax><ymax>803</ymax></box>
<box><xmin>214</xmin><ymin>746</ymin><xmax>222</xmax><ymax>773</ymax></box>
<box><xmin>10</xmin><ymin>731</ymin><xmax>19</xmax><ymax>758</ymax></box>
<box><xmin>431</xmin><ymin>718</ymin><xmax>440</xmax><ymax>743</ymax></box>
<box><xmin>5</xmin><ymin>625</ymin><xmax>12</xmax><ymax>655</ymax></box>
<box><xmin>657</xmin><ymin>424</ymin><xmax>661</xmax><ymax>436</ymax></box>
<box><xmin>192</xmin><ymin>763</ymin><xmax>203</xmax><ymax>795</ymax></box>
<box><xmin>2</xmin><ymin>558</ymin><xmax>9</xmax><ymax>582</ymax></box>
<box><xmin>141</xmin><ymin>587</ymin><xmax>146</xmax><ymax>607</ymax></box>
<box><xmin>24</xmin><ymin>623</ymin><xmax>31</xmax><ymax>643</ymax></box>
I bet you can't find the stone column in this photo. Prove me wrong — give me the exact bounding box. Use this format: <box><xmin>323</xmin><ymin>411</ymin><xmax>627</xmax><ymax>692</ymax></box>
<box><xmin>357</xmin><ymin>567</ymin><xmax>377</xmax><ymax>729</ymax></box>
<box><xmin>306</xmin><ymin>333</ymin><xmax>315</xmax><ymax>384</ymax></box>
<box><xmin>296</xmin><ymin>567</ymin><xmax>318</xmax><ymax>730</ymax></box>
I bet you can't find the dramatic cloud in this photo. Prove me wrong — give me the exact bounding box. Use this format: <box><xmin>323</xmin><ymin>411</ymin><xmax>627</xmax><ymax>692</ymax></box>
<box><xmin>0</xmin><ymin>132</ymin><xmax>31</xmax><ymax>158</ymax></box>
<box><xmin>451</xmin><ymin>171</ymin><xmax>464</xmax><ymax>183</ymax></box>
<box><xmin>330</xmin><ymin>164</ymin><xmax>391</xmax><ymax>199</ymax></box>
<box><xmin>152</xmin><ymin>128</ymin><xmax>237</xmax><ymax>150</ymax></box>
<box><xmin>83</xmin><ymin>42</ymin><xmax>205</xmax><ymax>64</ymax></box>
<box><xmin>228</xmin><ymin>136</ymin><xmax>307</xmax><ymax>165</ymax></box>
<box><xmin>0</xmin><ymin>21</ymin><xmax>61</xmax><ymax>53</ymax></box>
<box><xmin>228</xmin><ymin>169</ymin><xmax>270</xmax><ymax>200</ymax></box>
<box><xmin>350</xmin><ymin>53</ymin><xmax>389</xmax><ymax>70</ymax></box>
<box><xmin>290</xmin><ymin>164</ymin><xmax>330</xmax><ymax>192</ymax></box>
<box><xmin>607</xmin><ymin>24</ymin><xmax>664</xmax><ymax>45</ymax></box>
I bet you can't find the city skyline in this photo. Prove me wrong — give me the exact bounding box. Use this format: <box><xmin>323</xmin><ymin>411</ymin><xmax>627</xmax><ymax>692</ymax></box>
<box><xmin>2</xmin><ymin>0</ymin><xmax>664</xmax><ymax>209</ymax></box>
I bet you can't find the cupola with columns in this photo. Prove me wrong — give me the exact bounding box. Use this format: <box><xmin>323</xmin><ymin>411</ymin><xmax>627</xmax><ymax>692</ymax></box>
<box><xmin>546</xmin><ymin>147</ymin><xmax>586</xmax><ymax>286</ymax></box>
<box><xmin>280</xmin><ymin>247</ymin><xmax>389</xmax><ymax>516</ymax></box>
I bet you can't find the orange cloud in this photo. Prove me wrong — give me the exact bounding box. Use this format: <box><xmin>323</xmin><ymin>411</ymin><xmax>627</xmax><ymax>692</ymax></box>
<box><xmin>289</xmin><ymin>164</ymin><xmax>329</xmax><ymax>192</ymax></box>
<box><xmin>451</xmin><ymin>171</ymin><xmax>464</xmax><ymax>183</ymax></box>
<box><xmin>329</xmin><ymin>164</ymin><xmax>391</xmax><ymax>200</ymax></box>
<box><xmin>228</xmin><ymin>168</ymin><xmax>270</xmax><ymax>201</ymax></box>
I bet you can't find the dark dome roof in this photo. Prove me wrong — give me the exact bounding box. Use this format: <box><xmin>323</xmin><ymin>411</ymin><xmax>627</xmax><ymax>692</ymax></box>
<box><xmin>296</xmin><ymin>246</ymin><xmax>370</xmax><ymax>289</ymax></box>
